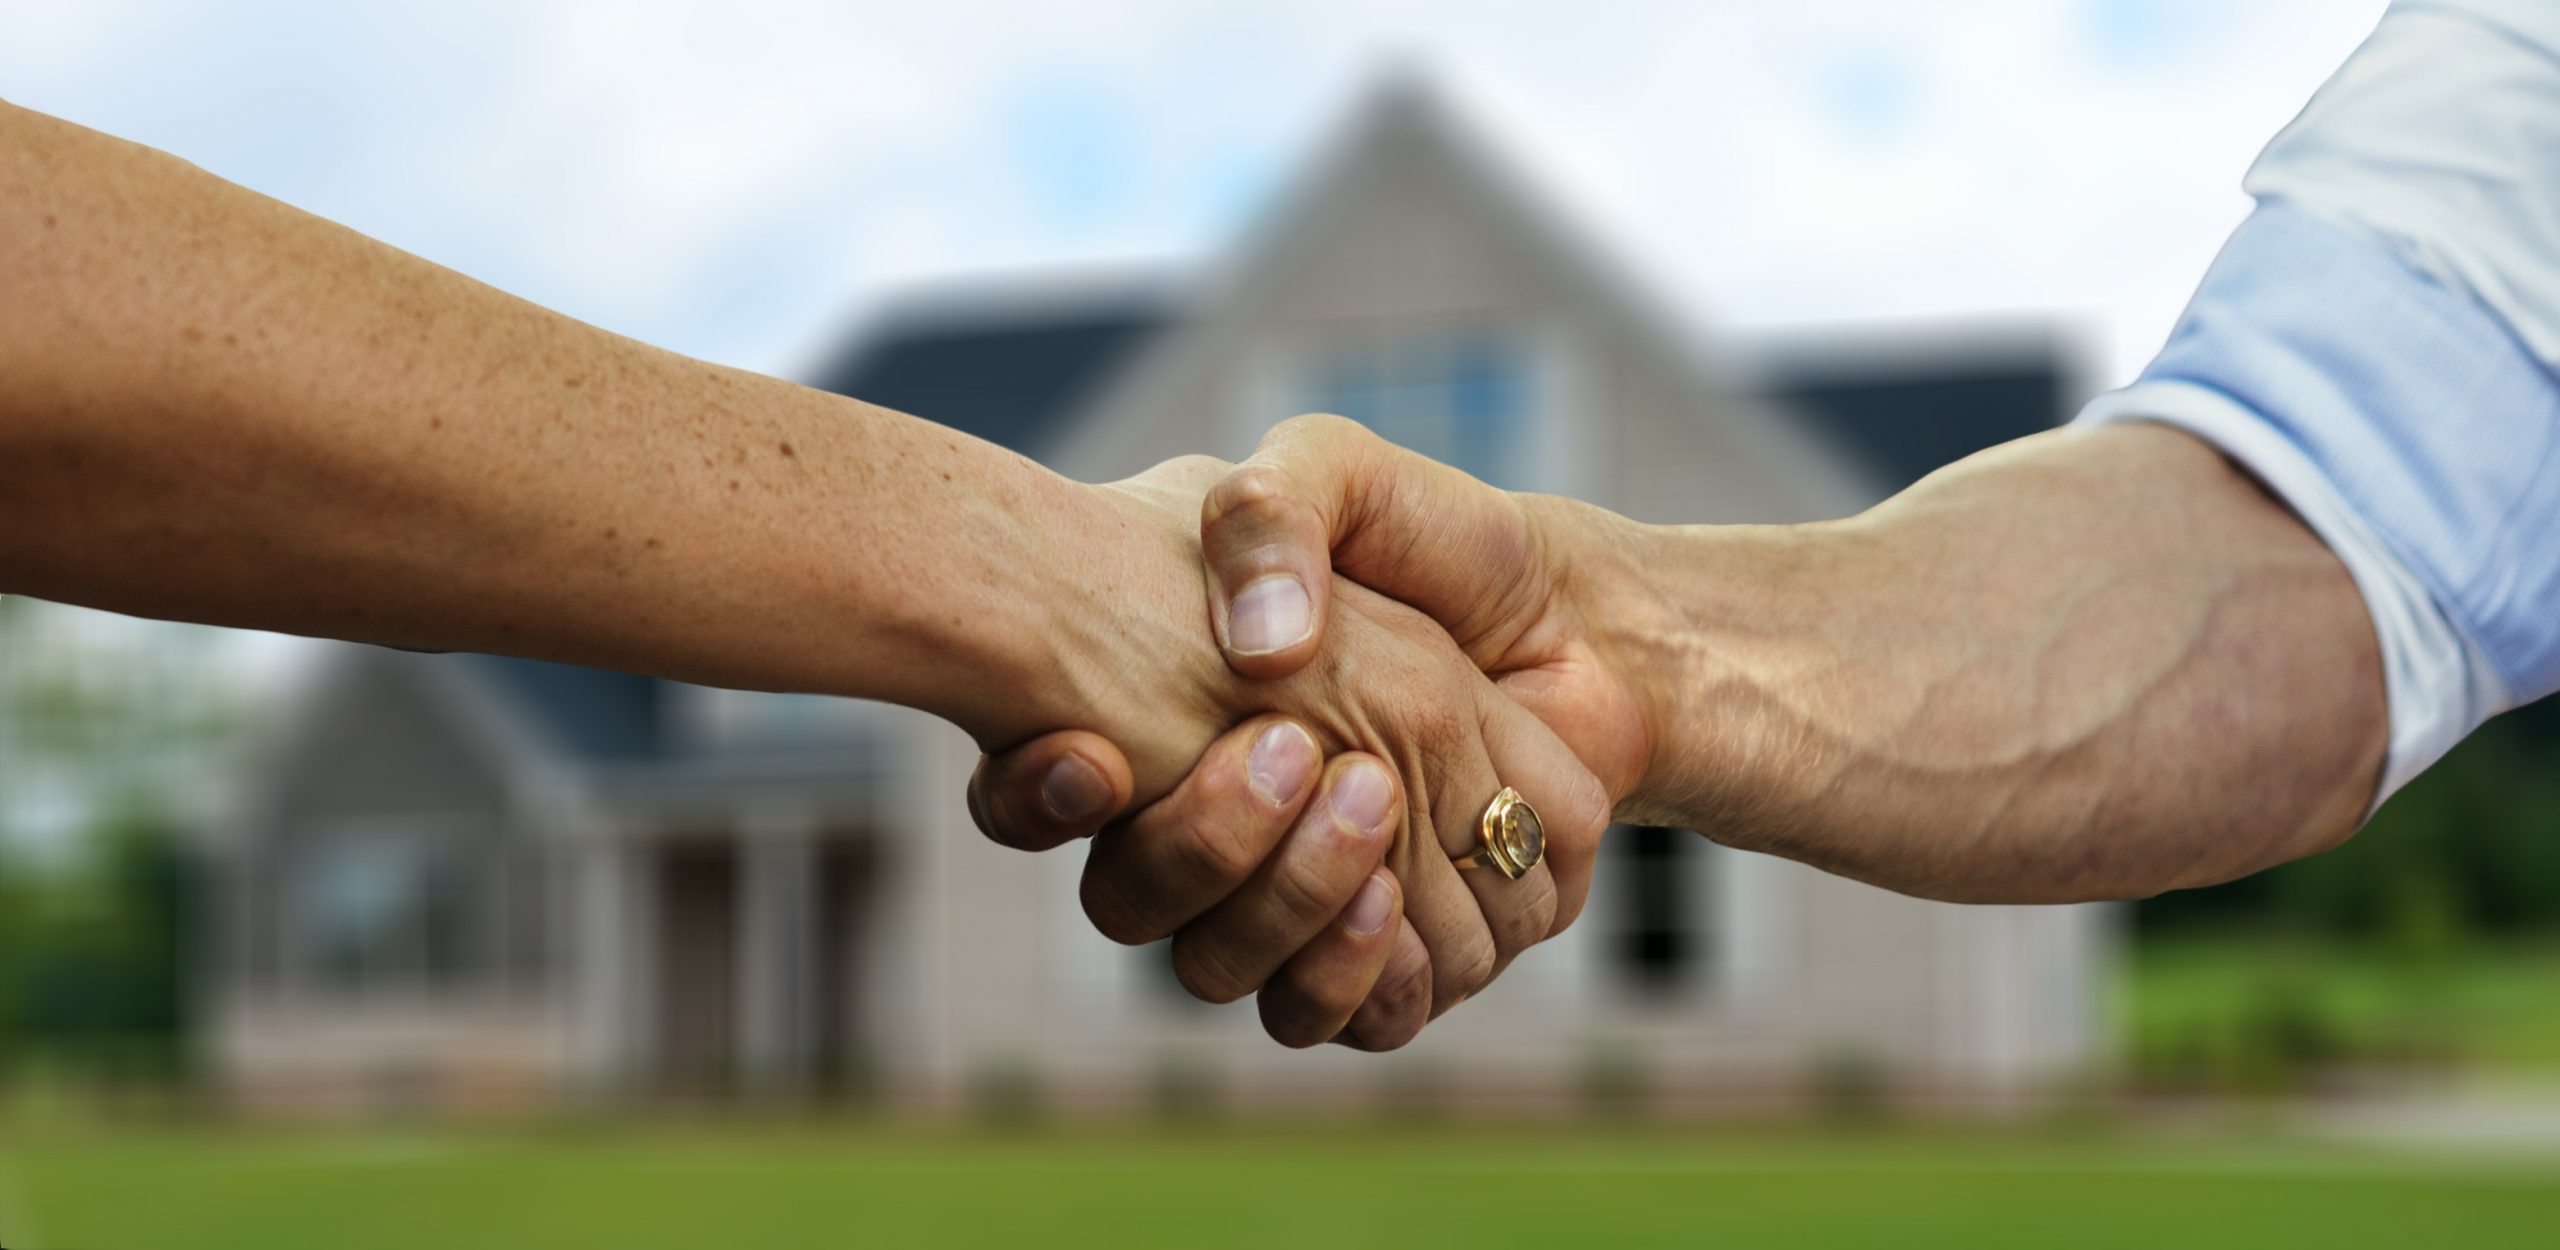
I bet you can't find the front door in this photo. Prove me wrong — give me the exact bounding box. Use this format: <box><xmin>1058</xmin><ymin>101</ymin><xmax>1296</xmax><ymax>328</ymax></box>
<box><xmin>654</xmin><ymin>839</ymin><xmax>738</xmax><ymax>1095</ymax></box>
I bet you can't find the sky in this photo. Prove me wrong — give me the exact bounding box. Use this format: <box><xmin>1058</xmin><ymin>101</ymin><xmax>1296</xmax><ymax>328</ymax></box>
<box><xmin>2</xmin><ymin>0</ymin><xmax>2392</xmax><ymax>847</ymax></box>
<box><xmin>9</xmin><ymin>0</ymin><xmax>2389</xmax><ymax>383</ymax></box>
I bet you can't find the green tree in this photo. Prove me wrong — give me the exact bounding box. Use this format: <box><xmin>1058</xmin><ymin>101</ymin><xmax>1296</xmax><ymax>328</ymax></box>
<box><xmin>2138</xmin><ymin>696</ymin><xmax>2560</xmax><ymax>940</ymax></box>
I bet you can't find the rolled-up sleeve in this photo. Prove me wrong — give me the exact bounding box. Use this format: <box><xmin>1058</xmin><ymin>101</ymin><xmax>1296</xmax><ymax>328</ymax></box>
<box><xmin>2074</xmin><ymin>0</ymin><xmax>2560</xmax><ymax>807</ymax></box>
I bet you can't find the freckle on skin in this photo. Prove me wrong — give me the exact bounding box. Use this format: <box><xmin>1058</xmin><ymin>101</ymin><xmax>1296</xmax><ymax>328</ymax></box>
<box><xmin>42</xmin><ymin>213</ymin><xmax>56</xmax><ymax>229</ymax></box>
<box><xmin>729</xmin><ymin>480</ymin><xmax>740</xmax><ymax>492</ymax></box>
<box><xmin>604</xmin><ymin>527</ymin><xmax>618</xmax><ymax>540</ymax></box>
<box><xmin>430</xmin><ymin>417</ymin><xmax>443</xmax><ymax>431</ymax></box>
<box><xmin>182</xmin><ymin>325</ymin><xmax>204</xmax><ymax>344</ymax></box>
<box><xmin>563</xmin><ymin>376</ymin><xmax>584</xmax><ymax>389</ymax></box>
<box><xmin>222</xmin><ymin>333</ymin><xmax>238</xmax><ymax>347</ymax></box>
<box><xmin>779</xmin><ymin>442</ymin><xmax>795</xmax><ymax>459</ymax></box>
<box><xmin>645</xmin><ymin>537</ymin><xmax>662</xmax><ymax>550</ymax></box>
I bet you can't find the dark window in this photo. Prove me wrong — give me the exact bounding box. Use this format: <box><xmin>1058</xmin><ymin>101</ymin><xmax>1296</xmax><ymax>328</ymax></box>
<box><xmin>1614</xmin><ymin>825</ymin><xmax>1705</xmax><ymax>995</ymax></box>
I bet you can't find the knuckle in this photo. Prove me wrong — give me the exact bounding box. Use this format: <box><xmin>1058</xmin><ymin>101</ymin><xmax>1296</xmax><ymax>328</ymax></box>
<box><xmin>1263</xmin><ymin>979</ymin><xmax>1360</xmax><ymax>1050</ymax></box>
<box><xmin>1296</xmin><ymin>966</ymin><xmax>1371</xmax><ymax>1028</ymax></box>
<box><xmin>1372</xmin><ymin>961</ymin><xmax>1429</xmax><ymax>1020</ymax></box>
<box><xmin>1498</xmin><ymin>887</ymin><xmax>1559</xmax><ymax>957</ymax></box>
<box><xmin>1286</xmin><ymin>411</ymin><xmax>1365</xmax><ymax>445</ymax></box>
<box><xmin>1548</xmin><ymin>878</ymin><xmax>1590</xmax><ymax>937</ymax></box>
<box><xmin>1174</xmin><ymin>816</ymin><xmax>1265</xmax><ymax>894</ymax></box>
<box><xmin>974</xmin><ymin>796</ymin><xmax>1041</xmax><ymax>852</ymax></box>
<box><xmin>1078</xmin><ymin>864</ymin><xmax>1160</xmax><ymax>946</ymax></box>
<box><xmin>1344</xmin><ymin>972</ymin><xmax>1429</xmax><ymax>1052</ymax></box>
<box><xmin>965</xmin><ymin>769</ymin><xmax>995</xmax><ymax>839</ymax></box>
<box><xmin>1265</xmin><ymin>850</ymin><xmax>1346</xmax><ymax>931</ymax></box>
<box><xmin>1257</xmin><ymin>1004</ymin><xmax>1309</xmax><ymax>1049</ymax></box>
<box><xmin>1161</xmin><ymin>453</ymin><xmax>1231</xmax><ymax>479</ymax></box>
<box><xmin>1437</xmin><ymin>933</ymin><xmax>1498</xmax><ymax>1007</ymax></box>
<box><xmin>1205</xmin><ymin>463</ymin><xmax>1290</xmax><ymax>523</ymax></box>
<box><xmin>1170</xmin><ymin>934</ymin><xmax>1255</xmax><ymax>1005</ymax></box>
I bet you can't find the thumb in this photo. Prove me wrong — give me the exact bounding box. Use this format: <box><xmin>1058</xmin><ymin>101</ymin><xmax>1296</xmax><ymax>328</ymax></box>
<box><xmin>1202</xmin><ymin>413</ymin><xmax>1542</xmax><ymax>680</ymax></box>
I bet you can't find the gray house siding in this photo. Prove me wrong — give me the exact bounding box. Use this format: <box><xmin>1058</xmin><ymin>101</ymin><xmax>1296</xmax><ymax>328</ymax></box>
<box><xmin>235</xmin><ymin>651</ymin><xmax>550</xmax><ymax>1000</ymax></box>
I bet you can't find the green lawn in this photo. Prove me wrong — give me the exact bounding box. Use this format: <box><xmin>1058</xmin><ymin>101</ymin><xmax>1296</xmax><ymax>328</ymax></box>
<box><xmin>6</xmin><ymin>1122</ymin><xmax>2560</xmax><ymax>1249</ymax></box>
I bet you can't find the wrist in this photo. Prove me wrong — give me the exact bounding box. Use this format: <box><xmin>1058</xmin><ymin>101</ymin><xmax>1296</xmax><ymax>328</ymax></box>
<box><xmin>828</xmin><ymin>463</ymin><xmax>1135</xmax><ymax>748</ymax></box>
<box><xmin>982</xmin><ymin>474</ymin><xmax>1235</xmax><ymax>784</ymax></box>
<box><xmin>1586</xmin><ymin>514</ymin><xmax>1855</xmax><ymax>840</ymax></box>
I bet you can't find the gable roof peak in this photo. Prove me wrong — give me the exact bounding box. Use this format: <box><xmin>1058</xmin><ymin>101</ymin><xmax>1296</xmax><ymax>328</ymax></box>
<box><xmin>1353</xmin><ymin>61</ymin><xmax>1452</xmax><ymax>132</ymax></box>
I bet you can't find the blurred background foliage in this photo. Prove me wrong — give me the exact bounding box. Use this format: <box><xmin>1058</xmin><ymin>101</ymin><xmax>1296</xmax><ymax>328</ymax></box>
<box><xmin>0</xmin><ymin>596</ymin><xmax>226</xmax><ymax>1091</ymax></box>
<box><xmin>2142</xmin><ymin>696</ymin><xmax>2560</xmax><ymax>941</ymax></box>
<box><xmin>2124</xmin><ymin>695</ymin><xmax>2560</xmax><ymax>1091</ymax></box>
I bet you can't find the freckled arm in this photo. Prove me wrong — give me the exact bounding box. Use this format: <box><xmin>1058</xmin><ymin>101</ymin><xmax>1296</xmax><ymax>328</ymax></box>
<box><xmin>0</xmin><ymin>100</ymin><xmax>1125</xmax><ymax>746</ymax></box>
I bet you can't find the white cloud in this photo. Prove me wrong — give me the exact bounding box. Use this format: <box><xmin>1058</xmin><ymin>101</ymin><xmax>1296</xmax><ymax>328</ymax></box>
<box><xmin>7</xmin><ymin>0</ymin><xmax>2387</xmax><ymax>380</ymax></box>
<box><xmin>1</xmin><ymin>0</ymin><xmax>2397</xmax><ymax>849</ymax></box>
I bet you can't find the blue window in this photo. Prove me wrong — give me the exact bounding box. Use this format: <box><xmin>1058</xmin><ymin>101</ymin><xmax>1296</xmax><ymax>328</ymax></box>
<box><xmin>1306</xmin><ymin>329</ymin><xmax>1536</xmax><ymax>489</ymax></box>
<box><xmin>295</xmin><ymin>822</ymin><xmax>472</xmax><ymax>994</ymax></box>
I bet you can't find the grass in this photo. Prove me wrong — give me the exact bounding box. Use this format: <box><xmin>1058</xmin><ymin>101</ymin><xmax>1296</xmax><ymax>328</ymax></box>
<box><xmin>6</xmin><ymin>1119</ymin><xmax>2560</xmax><ymax>1249</ymax></box>
<box><xmin>10</xmin><ymin>938</ymin><xmax>2560</xmax><ymax>1247</ymax></box>
<box><xmin>2123</xmin><ymin>937</ymin><xmax>2560</xmax><ymax>1078</ymax></box>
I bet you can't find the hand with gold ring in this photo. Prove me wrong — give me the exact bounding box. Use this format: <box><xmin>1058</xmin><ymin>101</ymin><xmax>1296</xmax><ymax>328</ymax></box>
<box><xmin>968</xmin><ymin>453</ymin><xmax>1609</xmax><ymax>1050</ymax></box>
<box><xmin>975</xmin><ymin>431</ymin><xmax>1635</xmax><ymax>1049</ymax></box>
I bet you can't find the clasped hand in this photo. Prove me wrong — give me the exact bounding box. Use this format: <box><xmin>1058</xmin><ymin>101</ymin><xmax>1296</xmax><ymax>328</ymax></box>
<box><xmin>966</xmin><ymin>419</ymin><xmax>1648</xmax><ymax>1051</ymax></box>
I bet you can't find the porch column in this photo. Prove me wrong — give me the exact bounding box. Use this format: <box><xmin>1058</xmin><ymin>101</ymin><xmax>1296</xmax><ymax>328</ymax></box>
<box><xmin>739</xmin><ymin>812</ymin><xmax>819</xmax><ymax>1094</ymax></box>
<box><xmin>571</xmin><ymin>834</ymin><xmax>651</xmax><ymax>1095</ymax></box>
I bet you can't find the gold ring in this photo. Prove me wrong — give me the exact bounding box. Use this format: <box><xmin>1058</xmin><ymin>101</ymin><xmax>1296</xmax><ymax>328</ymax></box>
<box><xmin>1452</xmin><ymin>786</ymin><xmax>1543</xmax><ymax>880</ymax></box>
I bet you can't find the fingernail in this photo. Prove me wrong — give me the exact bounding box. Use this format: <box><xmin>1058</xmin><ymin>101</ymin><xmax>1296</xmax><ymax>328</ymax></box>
<box><xmin>1328</xmin><ymin>761</ymin><xmax>1394</xmax><ymax>837</ymax></box>
<box><xmin>1345</xmin><ymin>872</ymin><xmax>1394</xmax><ymax>936</ymax></box>
<box><xmin>1227</xmin><ymin>575</ymin><xmax>1312</xmax><ymax>655</ymax></box>
<box><xmin>1246</xmin><ymin>722</ymin><xmax>1317</xmax><ymax>806</ymax></box>
<box><xmin>1040</xmin><ymin>754</ymin><xmax>1111</xmax><ymax>823</ymax></box>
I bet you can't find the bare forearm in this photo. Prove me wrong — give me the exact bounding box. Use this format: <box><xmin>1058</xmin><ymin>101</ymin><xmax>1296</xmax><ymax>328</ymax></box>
<box><xmin>0</xmin><ymin>101</ymin><xmax>1087</xmax><ymax>742</ymax></box>
<box><xmin>1597</xmin><ymin>422</ymin><xmax>2386</xmax><ymax>902</ymax></box>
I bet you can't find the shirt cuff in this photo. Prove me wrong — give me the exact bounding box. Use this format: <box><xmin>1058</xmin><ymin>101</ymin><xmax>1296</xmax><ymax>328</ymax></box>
<box><xmin>2073</xmin><ymin>382</ymin><xmax>2504</xmax><ymax>813</ymax></box>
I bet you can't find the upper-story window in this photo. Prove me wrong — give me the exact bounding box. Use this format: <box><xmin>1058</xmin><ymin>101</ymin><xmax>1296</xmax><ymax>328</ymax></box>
<box><xmin>1305</xmin><ymin>328</ymin><xmax>1538</xmax><ymax>490</ymax></box>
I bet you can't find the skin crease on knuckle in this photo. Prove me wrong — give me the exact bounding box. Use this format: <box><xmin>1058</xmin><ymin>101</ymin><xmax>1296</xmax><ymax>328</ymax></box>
<box><xmin>1203</xmin><ymin>463</ymin><xmax>1299</xmax><ymax>541</ymax></box>
<box><xmin>1173</xmin><ymin>802</ymin><xmax>1268</xmax><ymax>898</ymax></box>
<box><xmin>1080</xmin><ymin>815</ymin><xmax>1252</xmax><ymax>947</ymax></box>
<box><xmin>1436</xmin><ymin>930</ymin><xmax>1499</xmax><ymax>1012</ymax></box>
<box><xmin>1266</xmin><ymin>840</ymin><xmax>1352</xmax><ymax>933</ymax></box>
<box><xmin>1077</xmin><ymin>856</ymin><xmax>1162</xmax><ymax>947</ymax></box>
<box><xmin>1265</xmin><ymin>969</ymin><xmax>1366</xmax><ymax>1047</ymax></box>
<box><xmin>1339</xmin><ymin>938</ymin><xmax>1430</xmax><ymax>1050</ymax></box>
<box><xmin>1171</xmin><ymin>927</ymin><xmax>1261</xmax><ymax>1005</ymax></box>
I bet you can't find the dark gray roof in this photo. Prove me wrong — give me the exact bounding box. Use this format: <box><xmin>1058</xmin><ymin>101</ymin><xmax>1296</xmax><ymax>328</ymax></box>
<box><xmin>803</xmin><ymin>288</ymin><xmax>1175</xmax><ymax>462</ymax></box>
<box><xmin>807</xmin><ymin>284</ymin><xmax>2069</xmax><ymax>493</ymax></box>
<box><xmin>438</xmin><ymin>652</ymin><xmax>884</xmax><ymax>797</ymax></box>
<box><xmin>454</xmin><ymin>653</ymin><xmax>670</xmax><ymax>762</ymax></box>
<box><xmin>1763</xmin><ymin>352</ymin><xmax>2069</xmax><ymax>492</ymax></box>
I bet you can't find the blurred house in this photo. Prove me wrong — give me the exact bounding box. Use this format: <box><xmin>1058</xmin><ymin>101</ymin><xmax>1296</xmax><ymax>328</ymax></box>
<box><xmin>207</xmin><ymin>78</ymin><xmax>2099</xmax><ymax>1116</ymax></box>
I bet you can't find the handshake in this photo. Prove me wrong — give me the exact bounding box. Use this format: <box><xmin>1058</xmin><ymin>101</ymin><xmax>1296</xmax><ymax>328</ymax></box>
<box><xmin>941</xmin><ymin>414</ymin><xmax>2384</xmax><ymax>1053</ymax></box>
<box><xmin>960</xmin><ymin>414</ymin><xmax>1642</xmax><ymax>1052</ymax></box>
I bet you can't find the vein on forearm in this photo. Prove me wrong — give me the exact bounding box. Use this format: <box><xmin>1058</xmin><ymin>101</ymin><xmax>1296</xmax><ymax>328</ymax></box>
<box><xmin>1618</xmin><ymin>425</ymin><xmax>2385</xmax><ymax>904</ymax></box>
